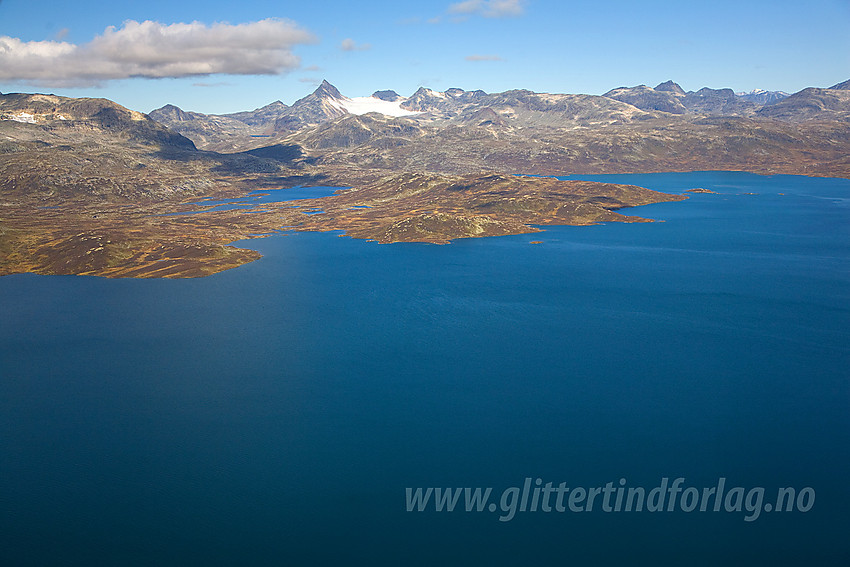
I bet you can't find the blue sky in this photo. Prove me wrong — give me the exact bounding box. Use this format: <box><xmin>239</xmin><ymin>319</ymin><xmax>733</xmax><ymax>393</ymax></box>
<box><xmin>1</xmin><ymin>0</ymin><xmax>848</xmax><ymax>114</ymax></box>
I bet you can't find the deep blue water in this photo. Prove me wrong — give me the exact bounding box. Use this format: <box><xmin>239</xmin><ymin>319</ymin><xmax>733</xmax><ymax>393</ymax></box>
<box><xmin>1</xmin><ymin>172</ymin><xmax>848</xmax><ymax>566</ymax></box>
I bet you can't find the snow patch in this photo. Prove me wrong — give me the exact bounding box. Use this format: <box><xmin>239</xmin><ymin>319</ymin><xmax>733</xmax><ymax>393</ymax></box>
<box><xmin>3</xmin><ymin>112</ymin><xmax>37</xmax><ymax>124</ymax></box>
<box><xmin>323</xmin><ymin>93</ymin><xmax>419</xmax><ymax>117</ymax></box>
<box><xmin>325</xmin><ymin>97</ymin><xmax>347</xmax><ymax>111</ymax></box>
<box><xmin>313</xmin><ymin>83</ymin><xmax>421</xmax><ymax>117</ymax></box>
<box><xmin>736</xmin><ymin>89</ymin><xmax>789</xmax><ymax>97</ymax></box>
<box><xmin>340</xmin><ymin>96</ymin><xmax>420</xmax><ymax>117</ymax></box>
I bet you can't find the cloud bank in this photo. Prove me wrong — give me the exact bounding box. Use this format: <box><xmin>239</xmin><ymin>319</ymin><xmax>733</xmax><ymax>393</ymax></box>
<box><xmin>0</xmin><ymin>18</ymin><xmax>316</xmax><ymax>87</ymax></box>
<box><xmin>448</xmin><ymin>0</ymin><xmax>524</xmax><ymax>18</ymax></box>
<box><xmin>340</xmin><ymin>38</ymin><xmax>371</xmax><ymax>51</ymax></box>
<box><xmin>465</xmin><ymin>54</ymin><xmax>503</xmax><ymax>61</ymax></box>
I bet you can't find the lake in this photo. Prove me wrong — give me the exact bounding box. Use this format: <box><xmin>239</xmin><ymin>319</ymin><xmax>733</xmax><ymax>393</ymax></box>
<box><xmin>1</xmin><ymin>171</ymin><xmax>848</xmax><ymax>566</ymax></box>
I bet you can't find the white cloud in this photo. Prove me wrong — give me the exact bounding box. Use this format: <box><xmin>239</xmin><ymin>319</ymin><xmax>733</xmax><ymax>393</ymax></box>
<box><xmin>465</xmin><ymin>54</ymin><xmax>503</xmax><ymax>61</ymax></box>
<box><xmin>340</xmin><ymin>38</ymin><xmax>371</xmax><ymax>51</ymax></box>
<box><xmin>0</xmin><ymin>18</ymin><xmax>316</xmax><ymax>87</ymax></box>
<box><xmin>448</xmin><ymin>0</ymin><xmax>482</xmax><ymax>14</ymax></box>
<box><xmin>192</xmin><ymin>81</ymin><xmax>233</xmax><ymax>88</ymax></box>
<box><xmin>448</xmin><ymin>0</ymin><xmax>524</xmax><ymax>18</ymax></box>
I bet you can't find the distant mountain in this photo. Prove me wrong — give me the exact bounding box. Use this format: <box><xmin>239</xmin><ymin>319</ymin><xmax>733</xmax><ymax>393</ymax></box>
<box><xmin>152</xmin><ymin>81</ymin><xmax>669</xmax><ymax>152</ymax></box>
<box><xmin>477</xmin><ymin>89</ymin><xmax>660</xmax><ymax>126</ymax></box>
<box><xmin>142</xmin><ymin>78</ymin><xmax>850</xmax><ymax>165</ymax></box>
<box><xmin>829</xmin><ymin>79</ymin><xmax>850</xmax><ymax>90</ymax></box>
<box><xmin>682</xmin><ymin>87</ymin><xmax>759</xmax><ymax>116</ymax></box>
<box><xmin>735</xmin><ymin>89</ymin><xmax>789</xmax><ymax>105</ymax></box>
<box><xmin>295</xmin><ymin>112</ymin><xmax>423</xmax><ymax>150</ymax></box>
<box><xmin>271</xmin><ymin>80</ymin><xmax>421</xmax><ymax>133</ymax></box>
<box><xmin>654</xmin><ymin>80</ymin><xmax>686</xmax><ymax>96</ymax></box>
<box><xmin>396</xmin><ymin>86</ymin><xmax>488</xmax><ymax>115</ymax></box>
<box><xmin>395</xmin><ymin>85</ymin><xmax>662</xmax><ymax>128</ymax></box>
<box><xmin>372</xmin><ymin>90</ymin><xmax>402</xmax><ymax>102</ymax></box>
<box><xmin>224</xmin><ymin>101</ymin><xmax>289</xmax><ymax>126</ymax></box>
<box><xmin>271</xmin><ymin>80</ymin><xmax>349</xmax><ymax>132</ymax></box>
<box><xmin>148</xmin><ymin>80</ymin><xmax>421</xmax><ymax>147</ymax></box>
<box><xmin>603</xmin><ymin>83</ymin><xmax>760</xmax><ymax>116</ymax></box>
<box><xmin>401</xmin><ymin>87</ymin><xmax>459</xmax><ymax>113</ymax></box>
<box><xmin>157</xmin><ymin>79</ymin><xmax>664</xmax><ymax>145</ymax></box>
<box><xmin>603</xmin><ymin>84</ymin><xmax>686</xmax><ymax>114</ymax></box>
<box><xmin>148</xmin><ymin>103</ymin><xmax>201</xmax><ymax>123</ymax></box>
<box><xmin>149</xmin><ymin>103</ymin><xmax>258</xmax><ymax>152</ymax></box>
<box><xmin>756</xmin><ymin>87</ymin><xmax>850</xmax><ymax>122</ymax></box>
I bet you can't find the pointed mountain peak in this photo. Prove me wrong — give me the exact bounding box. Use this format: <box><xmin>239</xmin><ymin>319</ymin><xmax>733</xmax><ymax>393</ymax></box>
<box><xmin>655</xmin><ymin>80</ymin><xmax>685</xmax><ymax>95</ymax></box>
<box><xmin>155</xmin><ymin>103</ymin><xmax>185</xmax><ymax>114</ymax></box>
<box><xmin>149</xmin><ymin>104</ymin><xmax>193</xmax><ymax>122</ymax></box>
<box><xmin>257</xmin><ymin>100</ymin><xmax>288</xmax><ymax>110</ymax></box>
<box><xmin>411</xmin><ymin>86</ymin><xmax>442</xmax><ymax>96</ymax></box>
<box><xmin>313</xmin><ymin>80</ymin><xmax>344</xmax><ymax>100</ymax></box>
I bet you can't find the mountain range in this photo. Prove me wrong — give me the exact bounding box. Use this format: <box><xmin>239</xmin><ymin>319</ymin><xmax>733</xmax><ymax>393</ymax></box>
<box><xmin>148</xmin><ymin>79</ymin><xmax>836</xmax><ymax>144</ymax></box>
<box><xmin>142</xmin><ymin>78</ymin><xmax>850</xmax><ymax>179</ymax></box>
<box><xmin>735</xmin><ymin>89</ymin><xmax>790</xmax><ymax>105</ymax></box>
<box><xmin>2</xmin><ymin>76</ymin><xmax>849</xmax><ymax>278</ymax></box>
<box><xmin>3</xmin><ymin>77</ymin><xmax>849</xmax><ymax>200</ymax></box>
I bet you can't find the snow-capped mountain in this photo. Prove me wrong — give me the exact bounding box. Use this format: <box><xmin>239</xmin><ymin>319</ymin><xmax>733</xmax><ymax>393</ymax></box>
<box><xmin>270</xmin><ymin>80</ymin><xmax>419</xmax><ymax>132</ymax></box>
<box><xmin>146</xmin><ymin>78</ymin><xmax>850</xmax><ymax>153</ymax></box>
<box><xmin>735</xmin><ymin>89</ymin><xmax>790</xmax><ymax>105</ymax></box>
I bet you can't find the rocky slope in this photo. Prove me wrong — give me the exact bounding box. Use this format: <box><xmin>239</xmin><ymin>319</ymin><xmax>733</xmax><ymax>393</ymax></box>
<box><xmin>603</xmin><ymin>84</ymin><xmax>687</xmax><ymax>114</ymax></box>
<box><xmin>1</xmin><ymin>93</ymin><xmax>195</xmax><ymax>149</ymax></box>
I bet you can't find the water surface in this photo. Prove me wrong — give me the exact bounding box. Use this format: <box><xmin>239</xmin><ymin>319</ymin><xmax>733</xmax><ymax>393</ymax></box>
<box><xmin>1</xmin><ymin>172</ymin><xmax>848</xmax><ymax>566</ymax></box>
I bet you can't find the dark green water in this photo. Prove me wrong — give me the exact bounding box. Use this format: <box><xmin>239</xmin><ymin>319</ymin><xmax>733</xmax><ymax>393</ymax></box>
<box><xmin>1</xmin><ymin>172</ymin><xmax>848</xmax><ymax>566</ymax></box>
